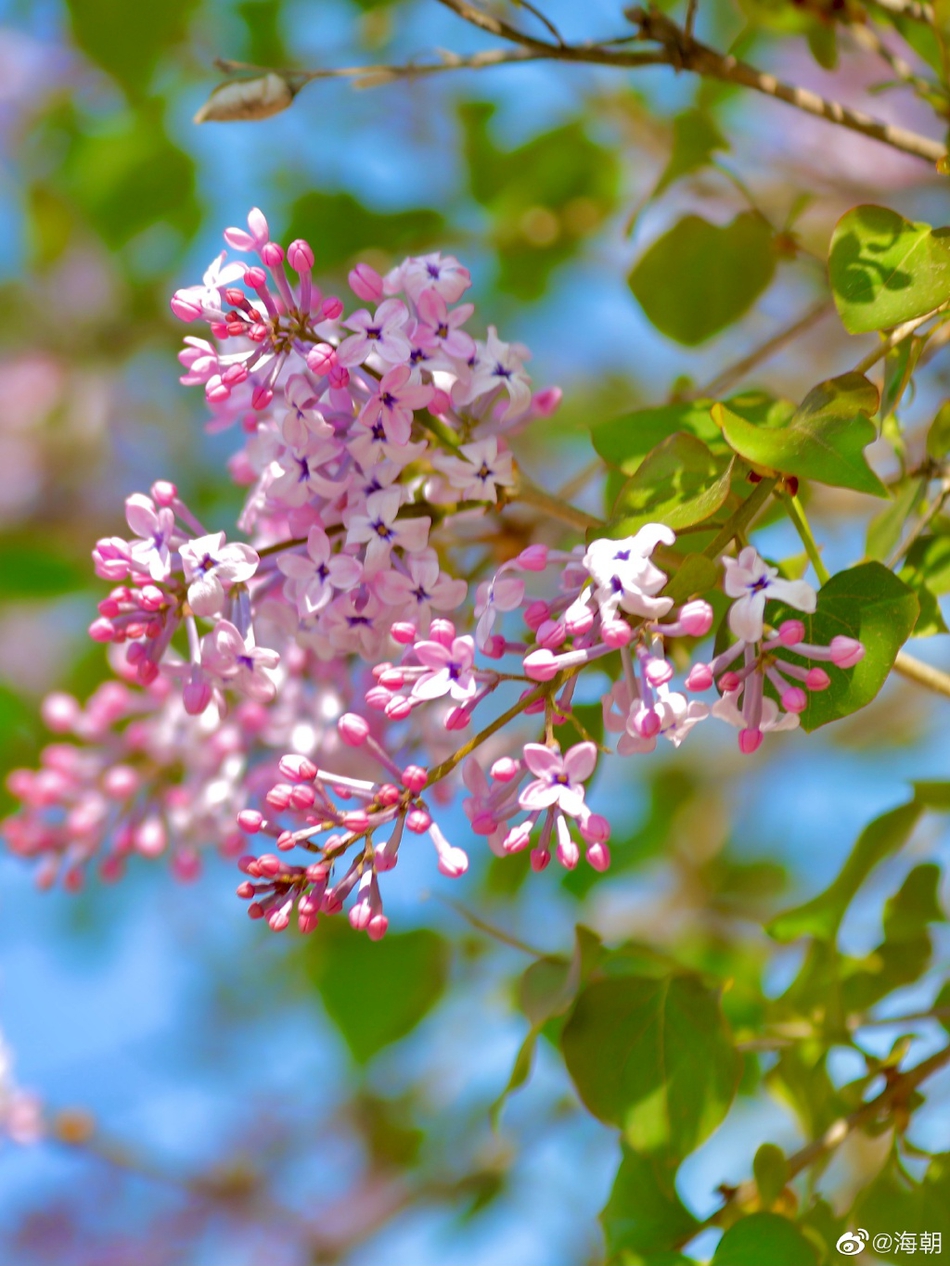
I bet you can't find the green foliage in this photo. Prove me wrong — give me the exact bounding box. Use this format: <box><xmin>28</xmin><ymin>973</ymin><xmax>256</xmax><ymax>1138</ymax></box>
<box><xmin>285</xmin><ymin>191</ymin><xmax>446</xmax><ymax>275</ymax></box>
<box><xmin>629</xmin><ymin>213</ymin><xmax>776</xmax><ymax>345</ymax></box>
<box><xmin>768</xmin><ymin>798</ymin><xmax>923</xmax><ymax>942</ymax></box>
<box><xmin>64</xmin><ymin>0</ymin><xmax>198</xmax><ymax>97</ymax></box>
<box><xmin>305</xmin><ymin>924</ymin><xmax>449</xmax><ymax>1063</ymax></box>
<box><xmin>0</xmin><ymin>533</ymin><xmax>89</xmax><ymax>599</ymax></box>
<box><xmin>711</xmin><ymin>1213</ymin><xmax>817</xmax><ymax>1265</ymax></box>
<box><xmin>926</xmin><ymin>400</ymin><xmax>950</xmax><ymax>460</ymax></box>
<box><xmin>772</xmin><ymin>562</ymin><xmax>918</xmax><ymax>732</ymax></box>
<box><xmin>607</xmin><ymin>434</ymin><xmax>734</xmax><ymax>536</ymax></box>
<box><xmin>714</xmin><ymin>374</ymin><xmax>886</xmax><ymax>497</ymax></box>
<box><xmin>236</xmin><ymin>0</ymin><xmax>289</xmax><ymax>67</ymax></box>
<box><xmin>459</xmin><ymin>102</ymin><xmax>619</xmax><ymax>299</ymax></box>
<box><xmin>753</xmin><ymin>1143</ymin><xmax>787</xmax><ymax>1210</ymax></box>
<box><xmin>898</xmin><ymin>535</ymin><xmax>950</xmax><ymax>636</ymax></box>
<box><xmin>561</xmin><ymin>973</ymin><xmax>741</xmax><ymax>1162</ymax></box>
<box><xmin>653</xmin><ymin>109</ymin><xmax>729</xmax><ymax>198</ymax></box>
<box><xmin>852</xmin><ymin>1155</ymin><xmax>950</xmax><ymax>1262</ymax></box>
<box><xmin>601</xmin><ymin>1144</ymin><xmax>700</xmax><ymax>1261</ymax></box>
<box><xmin>829</xmin><ymin>206</ymin><xmax>950</xmax><ymax>335</ymax></box>
<box><xmin>591</xmin><ymin>401</ymin><xmax>728</xmax><ymax>476</ymax></box>
<box><xmin>62</xmin><ymin>106</ymin><xmax>200</xmax><ymax>251</ymax></box>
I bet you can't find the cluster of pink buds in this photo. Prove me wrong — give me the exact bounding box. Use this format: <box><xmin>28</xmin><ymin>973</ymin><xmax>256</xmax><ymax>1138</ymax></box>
<box><xmin>685</xmin><ymin>547</ymin><xmax>864</xmax><ymax>752</ymax></box>
<box><xmin>235</xmin><ymin>713</ymin><xmax>468</xmax><ymax>938</ymax></box>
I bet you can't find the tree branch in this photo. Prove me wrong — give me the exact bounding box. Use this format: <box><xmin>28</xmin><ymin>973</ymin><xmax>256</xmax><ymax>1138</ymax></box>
<box><xmin>893</xmin><ymin>649</ymin><xmax>950</xmax><ymax>700</ymax></box>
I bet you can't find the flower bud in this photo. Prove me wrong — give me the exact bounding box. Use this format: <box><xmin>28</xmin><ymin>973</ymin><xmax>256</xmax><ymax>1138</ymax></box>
<box><xmin>523</xmin><ymin>649</ymin><xmax>560</xmax><ymax>682</ymax></box>
<box><xmin>678</xmin><ymin>600</ymin><xmax>714</xmax><ymax>638</ymax></box>
<box><xmin>402</xmin><ymin>765</ymin><xmax>428</xmax><ymax>793</ymax></box>
<box><xmin>287</xmin><ymin>239</ymin><xmax>314</xmax><ymax>272</ymax></box>
<box><xmin>686</xmin><ymin>663</ymin><xmax>713</xmax><ymax>692</ymax></box>
<box><xmin>348</xmin><ymin>263</ymin><xmax>383</xmax><ymax>304</ymax></box>
<box><xmin>517</xmin><ymin>544</ymin><xmax>549</xmax><ymax>572</ymax></box>
<box><xmin>806</xmin><ymin>667</ymin><xmax>831</xmax><ymax>691</ymax></box>
<box><xmin>261</xmin><ymin>242</ymin><xmax>284</xmax><ymax>268</ymax></box>
<box><xmin>830</xmin><ymin>636</ymin><xmax>864</xmax><ymax>668</ymax></box>
<box><xmin>339</xmin><ymin>713</ymin><xmax>370</xmax><ymax>746</ymax></box>
<box><xmin>490</xmin><ymin>757</ymin><xmax>520</xmax><ymax>782</ymax></box>
<box><xmin>738</xmin><ymin>728</ymin><xmax>763</xmax><ymax>755</ymax></box>
<box><xmin>781</xmin><ymin>687</ymin><xmax>808</xmax><ymax>714</ymax></box>
<box><xmin>779</xmin><ymin>619</ymin><xmax>806</xmax><ymax>647</ymax></box>
<box><xmin>523</xmin><ymin>600</ymin><xmax>550</xmax><ymax>630</ymax></box>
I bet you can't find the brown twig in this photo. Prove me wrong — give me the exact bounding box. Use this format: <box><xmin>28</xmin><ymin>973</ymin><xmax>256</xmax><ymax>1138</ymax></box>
<box><xmin>893</xmin><ymin>649</ymin><xmax>950</xmax><ymax>699</ymax></box>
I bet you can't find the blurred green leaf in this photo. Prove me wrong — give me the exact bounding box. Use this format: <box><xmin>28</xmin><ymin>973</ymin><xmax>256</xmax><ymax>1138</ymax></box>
<box><xmin>236</xmin><ymin>0</ymin><xmax>288</xmax><ymax>67</ymax></box>
<box><xmin>852</xmin><ymin>1156</ymin><xmax>950</xmax><ymax>1262</ymax></box>
<box><xmin>608</xmin><ymin>434</ymin><xmax>733</xmax><ymax>536</ymax></box>
<box><xmin>65</xmin><ymin>0</ymin><xmax>198</xmax><ymax>97</ymax></box>
<box><xmin>63</xmin><ymin>106</ymin><xmax>199</xmax><ymax>250</ymax></box>
<box><xmin>285</xmin><ymin>191</ymin><xmax>445</xmax><ymax>274</ymax></box>
<box><xmin>715</xmin><ymin>373</ymin><xmax>886</xmax><ymax>497</ymax></box>
<box><xmin>866</xmin><ymin>477</ymin><xmax>925</xmax><ymax>562</ymax></box>
<box><xmin>601</xmin><ymin>1144</ymin><xmax>700</xmax><ymax>1262</ymax></box>
<box><xmin>926</xmin><ymin>400</ymin><xmax>950</xmax><ymax>460</ymax></box>
<box><xmin>561</xmin><ymin>974</ymin><xmax>741</xmax><ymax>1160</ymax></box>
<box><xmin>653</xmin><ymin>109</ymin><xmax>729</xmax><ymax>197</ymax></box>
<box><xmin>829</xmin><ymin>206</ymin><xmax>950</xmax><ymax>335</ymax></box>
<box><xmin>629</xmin><ymin>213</ymin><xmax>776</xmax><ymax>345</ymax></box>
<box><xmin>768</xmin><ymin>798</ymin><xmax>922</xmax><ymax>942</ymax></box>
<box><xmin>305</xmin><ymin>923</ymin><xmax>449</xmax><ymax>1063</ymax></box>
<box><xmin>712</xmin><ymin>1213</ymin><xmax>817</xmax><ymax>1265</ymax></box>
<box><xmin>753</xmin><ymin>1143</ymin><xmax>787</xmax><ymax>1210</ymax></box>
<box><xmin>591</xmin><ymin>400</ymin><xmax>727</xmax><ymax>476</ymax></box>
<box><xmin>0</xmin><ymin>534</ymin><xmax>88</xmax><ymax>598</ymax></box>
<box><xmin>899</xmin><ymin>535</ymin><xmax>950</xmax><ymax>636</ymax></box>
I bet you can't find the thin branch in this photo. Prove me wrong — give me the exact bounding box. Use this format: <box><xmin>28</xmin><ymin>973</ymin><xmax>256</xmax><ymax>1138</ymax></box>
<box><xmin>852</xmin><ymin>302</ymin><xmax>950</xmax><ymax>375</ymax></box>
<box><xmin>684</xmin><ymin>300</ymin><xmax>835</xmax><ymax>401</ymax></box>
<box><xmin>511</xmin><ymin>0</ymin><xmax>565</xmax><ymax>47</ymax></box>
<box><xmin>215</xmin><ymin>1</ymin><xmax>948</xmax><ymax>166</ymax></box>
<box><xmin>626</xmin><ymin>7</ymin><xmax>946</xmax><ymax>165</ymax></box>
<box><xmin>514</xmin><ymin>471</ymin><xmax>604</xmax><ymax>531</ymax></box>
<box><xmin>869</xmin><ymin>0</ymin><xmax>935</xmax><ymax>23</ymax></box>
<box><xmin>893</xmin><ymin>649</ymin><xmax>950</xmax><ymax>700</ymax></box>
<box><xmin>434</xmin><ymin>894</ymin><xmax>548</xmax><ymax>955</ymax></box>
<box><xmin>885</xmin><ymin>474</ymin><xmax>950</xmax><ymax>568</ymax></box>
<box><xmin>703</xmin><ymin>478</ymin><xmax>777</xmax><ymax>558</ymax></box>
<box><xmin>784</xmin><ymin>1042</ymin><xmax>950</xmax><ymax>1181</ymax></box>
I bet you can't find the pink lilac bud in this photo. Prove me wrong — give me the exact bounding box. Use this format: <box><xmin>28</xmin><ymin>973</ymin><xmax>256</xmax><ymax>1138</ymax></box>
<box><xmin>134</xmin><ymin>817</ymin><xmax>167</xmax><ymax>857</ymax></box>
<box><xmin>339</xmin><ymin>713</ymin><xmax>370</xmax><ymax>746</ymax></box>
<box><xmin>150</xmin><ymin>480</ymin><xmax>177</xmax><ymax>506</ymax></box>
<box><xmin>445</xmin><ymin>705</ymin><xmax>471</xmax><ymax>730</ymax></box>
<box><xmin>402</xmin><ymin>765</ymin><xmax>427</xmax><ymax>793</ymax></box>
<box><xmin>782</xmin><ymin>687</ymin><xmax>808</xmax><ymax>713</ymax></box>
<box><xmin>385</xmin><ymin>696</ymin><xmax>414</xmax><ymax>721</ymax></box>
<box><xmin>287</xmin><ymin>239</ymin><xmax>314</xmax><ymax>272</ymax></box>
<box><xmin>632</xmin><ymin>706</ymin><xmax>661</xmax><ymax>739</ymax></box>
<box><xmin>483</xmin><ymin>635</ymin><xmax>507</xmax><ymax>659</ymax></box>
<box><xmin>266</xmin><ymin>784</ymin><xmax>293</xmax><ymax>810</ymax></box>
<box><xmin>530</xmin><ymin>847</ymin><xmax>551</xmax><ymax>872</ymax></box>
<box><xmin>503</xmin><ymin>823</ymin><xmax>532</xmax><ymax>853</ymax></box>
<box><xmin>261</xmin><ymin>242</ymin><xmax>284</xmax><ymax>268</ymax></box>
<box><xmin>490</xmin><ymin>757</ymin><xmax>520</xmax><ymax>782</ymax></box>
<box><xmin>719</xmin><ymin>671</ymin><xmax>741</xmax><ymax>692</ymax></box>
<box><xmin>349</xmin><ymin>263</ymin><xmax>383</xmax><ymax>303</ymax></box>
<box><xmin>738</xmin><ymin>729</ymin><xmax>763</xmax><ymax>755</ymax></box>
<box><xmin>564</xmin><ymin>604</ymin><xmax>594</xmax><ymax>636</ymax></box>
<box><xmin>171</xmin><ymin>291</ymin><xmax>204</xmax><ymax>322</ymax></box>
<box><xmin>429</xmin><ymin>389</ymin><xmax>452</xmax><ymax>415</ymax></box>
<box><xmin>88</xmin><ymin>617</ymin><xmax>115</xmax><ymax>643</ymax></box>
<box><xmin>183</xmin><ymin>670</ymin><xmax>212</xmax><ymax>716</ymax></box>
<box><xmin>523</xmin><ymin>649</ymin><xmax>560</xmax><ymax>682</ymax></box>
<box><xmin>644</xmin><ymin>657</ymin><xmax>674</xmax><ymax>687</ymax></box>
<box><xmin>377</xmin><ymin>784</ymin><xmax>401</xmax><ymax>807</ymax></box>
<box><xmin>41</xmin><ymin>692</ymin><xmax>80</xmax><ymax>733</ymax></box>
<box><xmin>602</xmin><ymin>619</ymin><xmax>633</xmax><ymax>648</ymax></box>
<box><xmin>102</xmin><ymin>766</ymin><xmax>139</xmax><ymax>799</ymax></box>
<box><xmin>779</xmin><ymin>619</ymin><xmax>806</xmax><ymax>646</ymax></box>
<box><xmin>391</xmin><ymin>622</ymin><xmax>417</xmax><ymax>644</ymax></box>
<box><xmin>806</xmin><ymin>667</ymin><xmax>830</xmax><ymax>691</ymax></box>
<box><xmin>518</xmin><ymin>544</ymin><xmax>549</xmax><ymax>572</ymax></box>
<box><xmin>531</xmin><ymin>387</ymin><xmax>562</xmax><ymax>417</ymax></box>
<box><xmin>524</xmin><ymin>600</ymin><xmax>550</xmax><ymax>630</ymax></box>
<box><xmin>536</xmin><ymin>620</ymin><xmax>567</xmax><ymax>649</ymax></box>
<box><xmin>238</xmin><ymin>810</ymin><xmax>263</xmax><ymax>834</ymax></box>
<box><xmin>830</xmin><ymin>636</ymin><xmax>864</xmax><ymax>668</ymax></box>
<box><xmin>252</xmin><ymin>385</ymin><xmax>274</xmax><ymax>410</ymax></box>
<box><xmin>678</xmin><ymin>600</ymin><xmax>714</xmax><ymax>638</ymax></box>
<box><xmin>429</xmin><ymin>619</ymin><xmax>456</xmax><ymax>647</ymax></box>
<box><xmin>321</xmin><ymin>295</ymin><xmax>344</xmax><ymax>320</ymax></box>
<box><xmin>686</xmin><ymin>663</ymin><xmax>713</xmax><ymax>692</ymax></box>
<box><xmin>406</xmin><ymin>808</ymin><xmax>431</xmax><ymax>833</ymax></box>
<box><xmin>580</xmin><ymin>813</ymin><xmax>610</xmax><ymax>845</ymax></box>
<box><xmin>430</xmin><ymin>823</ymin><xmax>469</xmax><ymax>878</ymax></box>
<box><xmin>365</xmin><ymin>686</ymin><xmax>392</xmax><ymax>711</ymax></box>
<box><xmin>307</xmin><ymin>344</ymin><xmax>337</xmax><ymax>376</ymax></box>
<box><xmin>289</xmin><ymin>785</ymin><xmax>316</xmax><ymax>810</ymax></box>
<box><xmin>586</xmin><ymin>840</ymin><xmax>611</xmax><ymax>872</ymax></box>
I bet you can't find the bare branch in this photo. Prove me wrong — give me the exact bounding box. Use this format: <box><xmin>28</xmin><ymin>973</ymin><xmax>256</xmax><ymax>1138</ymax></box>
<box><xmin>893</xmin><ymin>649</ymin><xmax>950</xmax><ymax>699</ymax></box>
<box><xmin>869</xmin><ymin>0</ymin><xmax>935</xmax><ymax>23</ymax></box>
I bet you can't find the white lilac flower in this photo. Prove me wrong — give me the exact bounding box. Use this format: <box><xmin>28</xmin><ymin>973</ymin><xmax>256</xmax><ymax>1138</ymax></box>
<box><xmin>722</xmin><ymin>547</ymin><xmax>817</xmax><ymax>643</ymax></box>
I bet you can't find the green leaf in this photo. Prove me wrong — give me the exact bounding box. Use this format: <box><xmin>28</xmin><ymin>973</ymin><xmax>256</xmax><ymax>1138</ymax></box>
<box><xmin>712</xmin><ymin>1213</ymin><xmax>817</xmax><ymax>1265</ymax></box>
<box><xmin>768</xmin><ymin>799</ymin><xmax>923</xmax><ymax>942</ymax></box>
<box><xmin>608</xmin><ymin>434</ymin><xmax>734</xmax><ymax>535</ymax></box>
<box><xmin>653</xmin><ymin>109</ymin><xmax>729</xmax><ymax>197</ymax></box>
<box><xmin>852</xmin><ymin>1155</ymin><xmax>950</xmax><ymax>1262</ymax></box>
<box><xmin>305</xmin><ymin>925</ymin><xmax>449</xmax><ymax>1063</ymax></box>
<box><xmin>754</xmin><ymin>1143</ymin><xmax>787</xmax><ymax>1210</ymax></box>
<box><xmin>829</xmin><ymin>205</ymin><xmax>950</xmax><ymax>335</ymax></box>
<box><xmin>64</xmin><ymin>108</ymin><xmax>199</xmax><ymax>250</ymax></box>
<box><xmin>0</xmin><ymin>534</ymin><xmax>88</xmax><ymax>598</ymax></box>
<box><xmin>926</xmin><ymin>400</ymin><xmax>950</xmax><ymax>461</ymax></box>
<box><xmin>286</xmin><ymin>191</ymin><xmax>445</xmax><ymax>275</ymax></box>
<box><xmin>66</xmin><ymin>0</ymin><xmax>197</xmax><ymax>97</ymax></box>
<box><xmin>601</xmin><ymin>1144</ymin><xmax>700</xmax><ymax>1261</ymax></box>
<box><xmin>629</xmin><ymin>213</ymin><xmax>776</xmax><ymax>345</ymax></box>
<box><xmin>714</xmin><ymin>373</ymin><xmax>886</xmax><ymax>497</ymax></box>
<box><xmin>899</xmin><ymin>536</ymin><xmax>950</xmax><ymax>636</ymax></box>
<box><xmin>775</xmin><ymin>562</ymin><xmax>919</xmax><ymax>731</ymax></box>
<box><xmin>662</xmin><ymin>552</ymin><xmax>722</xmax><ymax>605</ymax></box>
<box><xmin>591</xmin><ymin>401</ymin><xmax>727</xmax><ymax>476</ymax></box>
<box><xmin>561</xmin><ymin>974</ymin><xmax>741</xmax><ymax>1160</ymax></box>
<box><xmin>865</xmin><ymin>477</ymin><xmax>925</xmax><ymax>562</ymax></box>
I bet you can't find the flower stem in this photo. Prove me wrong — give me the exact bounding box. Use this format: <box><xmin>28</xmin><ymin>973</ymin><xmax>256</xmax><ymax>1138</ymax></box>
<box><xmin>703</xmin><ymin>477</ymin><xmax>777</xmax><ymax>559</ymax></box>
<box><xmin>779</xmin><ymin>493</ymin><xmax>831</xmax><ymax>586</ymax></box>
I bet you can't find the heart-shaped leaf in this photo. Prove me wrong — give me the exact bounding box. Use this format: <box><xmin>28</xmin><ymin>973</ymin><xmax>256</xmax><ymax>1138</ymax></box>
<box><xmin>714</xmin><ymin>373</ymin><xmax>886</xmax><ymax>497</ymax></box>
<box><xmin>829</xmin><ymin>205</ymin><xmax>950</xmax><ymax>334</ymax></box>
<box><xmin>608</xmin><ymin>432</ymin><xmax>734</xmax><ymax>536</ymax></box>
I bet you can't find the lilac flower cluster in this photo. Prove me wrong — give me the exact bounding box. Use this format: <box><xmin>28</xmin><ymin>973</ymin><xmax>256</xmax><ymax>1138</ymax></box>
<box><xmin>0</xmin><ymin>209</ymin><xmax>867</xmax><ymax>936</ymax></box>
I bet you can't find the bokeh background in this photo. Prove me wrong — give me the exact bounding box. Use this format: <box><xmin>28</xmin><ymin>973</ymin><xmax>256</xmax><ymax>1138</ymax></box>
<box><xmin>1</xmin><ymin>0</ymin><xmax>949</xmax><ymax>1262</ymax></box>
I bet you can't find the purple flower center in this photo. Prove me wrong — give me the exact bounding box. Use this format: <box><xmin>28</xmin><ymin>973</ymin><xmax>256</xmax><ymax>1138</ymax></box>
<box><xmin>749</xmin><ymin>576</ymin><xmax>770</xmax><ymax>593</ymax></box>
<box><xmin>366</xmin><ymin>326</ymin><xmax>382</xmax><ymax>341</ymax></box>
<box><xmin>493</xmin><ymin>363</ymin><xmax>512</xmax><ymax>380</ymax></box>
<box><xmin>372</xmin><ymin>519</ymin><xmax>392</xmax><ymax>540</ymax></box>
